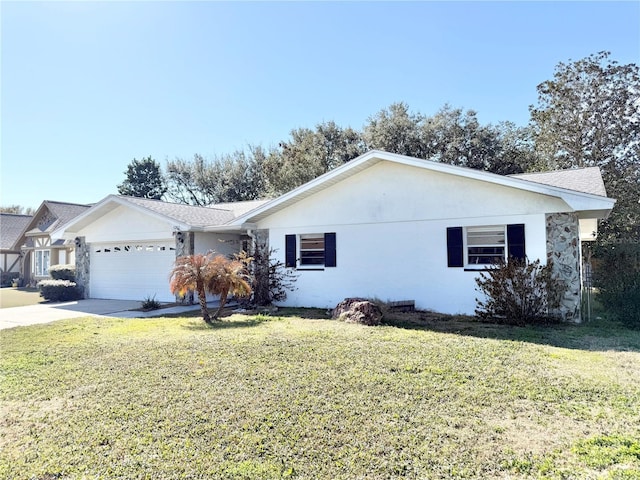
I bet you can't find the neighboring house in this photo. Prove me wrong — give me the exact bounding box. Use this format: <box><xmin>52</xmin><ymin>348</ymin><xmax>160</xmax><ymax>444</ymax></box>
<box><xmin>53</xmin><ymin>151</ymin><xmax>615</xmax><ymax>321</ymax></box>
<box><xmin>0</xmin><ymin>213</ymin><xmax>33</xmax><ymax>283</ymax></box>
<box><xmin>15</xmin><ymin>201</ymin><xmax>92</xmax><ymax>285</ymax></box>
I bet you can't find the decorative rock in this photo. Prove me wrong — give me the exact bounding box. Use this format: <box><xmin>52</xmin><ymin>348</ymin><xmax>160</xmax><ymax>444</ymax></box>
<box><xmin>332</xmin><ymin>298</ymin><xmax>383</xmax><ymax>326</ymax></box>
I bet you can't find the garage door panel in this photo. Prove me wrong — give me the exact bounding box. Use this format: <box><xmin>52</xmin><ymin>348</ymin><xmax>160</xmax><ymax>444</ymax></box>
<box><xmin>90</xmin><ymin>242</ymin><xmax>176</xmax><ymax>301</ymax></box>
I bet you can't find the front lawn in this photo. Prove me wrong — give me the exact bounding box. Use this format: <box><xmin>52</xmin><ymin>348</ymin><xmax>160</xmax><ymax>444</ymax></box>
<box><xmin>1</xmin><ymin>312</ymin><xmax>639</xmax><ymax>479</ymax></box>
<box><xmin>0</xmin><ymin>287</ymin><xmax>43</xmax><ymax>308</ymax></box>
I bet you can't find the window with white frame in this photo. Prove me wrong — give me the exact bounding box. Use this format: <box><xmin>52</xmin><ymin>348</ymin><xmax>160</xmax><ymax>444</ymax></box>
<box><xmin>447</xmin><ymin>224</ymin><xmax>525</xmax><ymax>269</ymax></box>
<box><xmin>466</xmin><ymin>226</ymin><xmax>506</xmax><ymax>265</ymax></box>
<box><xmin>299</xmin><ymin>235</ymin><xmax>326</xmax><ymax>266</ymax></box>
<box><xmin>35</xmin><ymin>250</ymin><xmax>51</xmax><ymax>276</ymax></box>
<box><xmin>285</xmin><ymin>233</ymin><xmax>337</xmax><ymax>269</ymax></box>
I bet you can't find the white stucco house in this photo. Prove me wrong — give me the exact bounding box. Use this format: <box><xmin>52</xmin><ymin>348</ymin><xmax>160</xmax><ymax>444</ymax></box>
<box><xmin>53</xmin><ymin>150</ymin><xmax>615</xmax><ymax>321</ymax></box>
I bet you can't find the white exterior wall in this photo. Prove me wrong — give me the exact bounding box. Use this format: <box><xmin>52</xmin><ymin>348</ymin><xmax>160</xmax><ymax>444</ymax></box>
<box><xmin>77</xmin><ymin>206</ymin><xmax>177</xmax><ymax>300</ymax></box>
<box><xmin>78</xmin><ymin>205</ymin><xmax>175</xmax><ymax>243</ymax></box>
<box><xmin>256</xmin><ymin>161</ymin><xmax>572</xmax><ymax>315</ymax></box>
<box><xmin>2</xmin><ymin>253</ymin><xmax>21</xmax><ymax>273</ymax></box>
<box><xmin>195</xmin><ymin>233</ymin><xmax>243</xmax><ymax>257</ymax></box>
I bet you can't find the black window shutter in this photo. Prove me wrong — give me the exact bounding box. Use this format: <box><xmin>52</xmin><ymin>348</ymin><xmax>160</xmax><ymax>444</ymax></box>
<box><xmin>324</xmin><ymin>232</ymin><xmax>337</xmax><ymax>267</ymax></box>
<box><xmin>285</xmin><ymin>235</ymin><xmax>296</xmax><ymax>268</ymax></box>
<box><xmin>507</xmin><ymin>224</ymin><xmax>526</xmax><ymax>260</ymax></box>
<box><xmin>447</xmin><ymin>227</ymin><xmax>464</xmax><ymax>267</ymax></box>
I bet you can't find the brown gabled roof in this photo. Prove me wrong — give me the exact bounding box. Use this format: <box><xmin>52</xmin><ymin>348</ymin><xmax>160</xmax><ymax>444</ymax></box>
<box><xmin>0</xmin><ymin>214</ymin><xmax>33</xmax><ymax>251</ymax></box>
<box><xmin>511</xmin><ymin>167</ymin><xmax>607</xmax><ymax>197</ymax></box>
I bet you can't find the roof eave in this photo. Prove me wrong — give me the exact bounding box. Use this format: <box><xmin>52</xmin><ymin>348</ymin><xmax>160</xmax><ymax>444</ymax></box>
<box><xmin>230</xmin><ymin>150</ymin><xmax>617</xmax><ymax>224</ymax></box>
<box><xmin>51</xmin><ymin>195</ymin><xmax>194</xmax><ymax>240</ymax></box>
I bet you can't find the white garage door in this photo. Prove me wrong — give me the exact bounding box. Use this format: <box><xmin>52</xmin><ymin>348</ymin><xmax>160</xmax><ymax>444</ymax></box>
<box><xmin>90</xmin><ymin>241</ymin><xmax>176</xmax><ymax>301</ymax></box>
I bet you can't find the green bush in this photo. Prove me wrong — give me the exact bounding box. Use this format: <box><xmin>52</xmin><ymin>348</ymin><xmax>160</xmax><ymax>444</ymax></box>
<box><xmin>48</xmin><ymin>264</ymin><xmax>76</xmax><ymax>281</ymax></box>
<box><xmin>38</xmin><ymin>280</ymin><xmax>83</xmax><ymax>302</ymax></box>
<box><xmin>475</xmin><ymin>258</ymin><xmax>566</xmax><ymax>325</ymax></box>
<box><xmin>1</xmin><ymin>272</ymin><xmax>20</xmax><ymax>287</ymax></box>
<box><xmin>594</xmin><ymin>240</ymin><xmax>640</xmax><ymax>327</ymax></box>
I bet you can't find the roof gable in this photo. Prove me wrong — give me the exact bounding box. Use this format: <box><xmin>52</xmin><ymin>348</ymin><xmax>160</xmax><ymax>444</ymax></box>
<box><xmin>52</xmin><ymin>195</ymin><xmax>239</xmax><ymax>239</ymax></box>
<box><xmin>13</xmin><ymin>200</ymin><xmax>91</xmax><ymax>248</ymax></box>
<box><xmin>231</xmin><ymin>150</ymin><xmax>615</xmax><ymax>226</ymax></box>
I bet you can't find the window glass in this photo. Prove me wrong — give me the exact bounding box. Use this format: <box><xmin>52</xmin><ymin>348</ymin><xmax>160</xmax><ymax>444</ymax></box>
<box><xmin>300</xmin><ymin>235</ymin><xmax>325</xmax><ymax>266</ymax></box>
<box><xmin>35</xmin><ymin>250</ymin><xmax>51</xmax><ymax>276</ymax></box>
<box><xmin>467</xmin><ymin>227</ymin><xmax>505</xmax><ymax>265</ymax></box>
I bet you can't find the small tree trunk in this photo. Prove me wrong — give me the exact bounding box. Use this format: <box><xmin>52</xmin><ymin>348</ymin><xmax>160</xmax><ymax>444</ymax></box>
<box><xmin>212</xmin><ymin>288</ymin><xmax>229</xmax><ymax>319</ymax></box>
<box><xmin>197</xmin><ymin>284</ymin><xmax>212</xmax><ymax>325</ymax></box>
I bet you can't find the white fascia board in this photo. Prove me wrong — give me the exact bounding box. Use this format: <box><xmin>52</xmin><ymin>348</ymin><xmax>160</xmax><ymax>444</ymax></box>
<box><xmin>202</xmin><ymin>223</ymin><xmax>256</xmax><ymax>234</ymax></box>
<box><xmin>228</xmin><ymin>150</ymin><xmax>616</xmax><ymax>225</ymax></box>
<box><xmin>228</xmin><ymin>151</ymin><xmax>384</xmax><ymax>225</ymax></box>
<box><xmin>51</xmin><ymin>195</ymin><xmax>193</xmax><ymax>240</ymax></box>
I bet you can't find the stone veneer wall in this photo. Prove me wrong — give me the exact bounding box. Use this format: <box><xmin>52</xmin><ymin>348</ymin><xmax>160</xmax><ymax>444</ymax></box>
<box><xmin>546</xmin><ymin>213</ymin><xmax>581</xmax><ymax>322</ymax></box>
<box><xmin>74</xmin><ymin>236</ymin><xmax>91</xmax><ymax>299</ymax></box>
<box><xmin>175</xmin><ymin>231</ymin><xmax>195</xmax><ymax>304</ymax></box>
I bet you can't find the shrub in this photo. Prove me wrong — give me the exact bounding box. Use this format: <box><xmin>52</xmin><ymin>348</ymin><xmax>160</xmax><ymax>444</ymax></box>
<box><xmin>48</xmin><ymin>264</ymin><xmax>76</xmax><ymax>281</ymax></box>
<box><xmin>241</xmin><ymin>243</ymin><xmax>298</xmax><ymax>306</ymax></box>
<box><xmin>594</xmin><ymin>240</ymin><xmax>640</xmax><ymax>327</ymax></box>
<box><xmin>38</xmin><ymin>280</ymin><xmax>83</xmax><ymax>302</ymax></box>
<box><xmin>141</xmin><ymin>295</ymin><xmax>162</xmax><ymax>311</ymax></box>
<box><xmin>1</xmin><ymin>272</ymin><xmax>20</xmax><ymax>287</ymax></box>
<box><xmin>475</xmin><ymin>258</ymin><xmax>566</xmax><ymax>325</ymax></box>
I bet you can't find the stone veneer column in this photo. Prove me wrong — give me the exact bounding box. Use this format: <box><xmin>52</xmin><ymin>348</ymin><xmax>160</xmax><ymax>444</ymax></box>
<box><xmin>546</xmin><ymin>213</ymin><xmax>581</xmax><ymax>322</ymax></box>
<box><xmin>74</xmin><ymin>236</ymin><xmax>90</xmax><ymax>299</ymax></box>
<box><xmin>175</xmin><ymin>231</ymin><xmax>195</xmax><ymax>304</ymax></box>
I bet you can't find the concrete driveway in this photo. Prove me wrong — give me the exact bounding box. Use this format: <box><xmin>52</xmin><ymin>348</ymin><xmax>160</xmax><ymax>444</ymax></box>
<box><xmin>0</xmin><ymin>299</ymin><xmax>214</xmax><ymax>330</ymax></box>
<box><xmin>0</xmin><ymin>299</ymin><xmax>142</xmax><ymax>330</ymax></box>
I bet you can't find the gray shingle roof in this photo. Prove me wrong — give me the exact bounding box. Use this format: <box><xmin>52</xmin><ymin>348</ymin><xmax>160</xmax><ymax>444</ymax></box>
<box><xmin>0</xmin><ymin>214</ymin><xmax>33</xmax><ymax>250</ymax></box>
<box><xmin>46</xmin><ymin>201</ymin><xmax>93</xmax><ymax>226</ymax></box>
<box><xmin>123</xmin><ymin>196</ymin><xmax>236</xmax><ymax>227</ymax></box>
<box><xmin>511</xmin><ymin>167</ymin><xmax>608</xmax><ymax>197</ymax></box>
<box><xmin>212</xmin><ymin>199</ymin><xmax>271</xmax><ymax>218</ymax></box>
<box><xmin>40</xmin><ymin>201</ymin><xmax>92</xmax><ymax>233</ymax></box>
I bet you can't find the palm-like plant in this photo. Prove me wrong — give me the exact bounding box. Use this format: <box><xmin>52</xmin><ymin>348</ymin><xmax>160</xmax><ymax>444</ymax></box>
<box><xmin>169</xmin><ymin>252</ymin><xmax>253</xmax><ymax>325</ymax></box>
<box><xmin>170</xmin><ymin>254</ymin><xmax>213</xmax><ymax>324</ymax></box>
<box><xmin>206</xmin><ymin>255</ymin><xmax>253</xmax><ymax>320</ymax></box>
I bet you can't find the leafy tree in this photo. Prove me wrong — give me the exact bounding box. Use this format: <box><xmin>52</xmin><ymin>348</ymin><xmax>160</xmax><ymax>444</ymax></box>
<box><xmin>363</xmin><ymin>102</ymin><xmax>428</xmax><ymax>158</ymax></box>
<box><xmin>264</xmin><ymin>121</ymin><xmax>365</xmax><ymax>195</ymax></box>
<box><xmin>0</xmin><ymin>205</ymin><xmax>35</xmax><ymax>215</ymax></box>
<box><xmin>169</xmin><ymin>252</ymin><xmax>252</xmax><ymax>324</ymax></box>
<box><xmin>117</xmin><ymin>156</ymin><xmax>167</xmax><ymax>199</ymax></box>
<box><xmin>422</xmin><ymin>105</ymin><xmax>505</xmax><ymax>171</ymax></box>
<box><xmin>529</xmin><ymin>51</ymin><xmax>640</xmax><ymax>239</ymax></box>
<box><xmin>165</xmin><ymin>148</ymin><xmax>269</xmax><ymax>205</ymax></box>
<box><xmin>364</xmin><ymin>103</ymin><xmax>536</xmax><ymax>174</ymax></box>
<box><xmin>530</xmin><ymin>52</ymin><xmax>640</xmax><ymax>323</ymax></box>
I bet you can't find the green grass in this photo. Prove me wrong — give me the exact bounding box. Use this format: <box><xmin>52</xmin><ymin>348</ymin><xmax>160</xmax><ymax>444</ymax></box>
<box><xmin>1</xmin><ymin>311</ymin><xmax>639</xmax><ymax>479</ymax></box>
<box><xmin>0</xmin><ymin>287</ymin><xmax>43</xmax><ymax>308</ymax></box>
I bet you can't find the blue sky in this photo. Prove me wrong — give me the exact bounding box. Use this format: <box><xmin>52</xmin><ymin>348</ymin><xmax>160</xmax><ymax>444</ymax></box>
<box><xmin>2</xmin><ymin>1</ymin><xmax>639</xmax><ymax>210</ymax></box>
